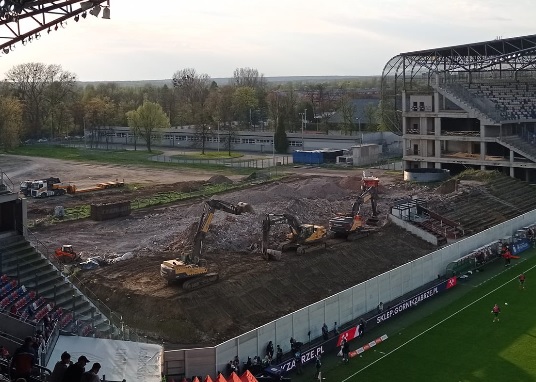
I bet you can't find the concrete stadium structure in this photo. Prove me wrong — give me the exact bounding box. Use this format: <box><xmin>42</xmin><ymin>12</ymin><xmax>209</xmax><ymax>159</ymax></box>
<box><xmin>381</xmin><ymin>34</ymin><xmax>536</xmax><ymax>182</ymax></box>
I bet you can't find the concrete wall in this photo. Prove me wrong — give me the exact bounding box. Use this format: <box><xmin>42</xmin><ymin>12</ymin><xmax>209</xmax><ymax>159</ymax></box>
<box><xmin>389</xmin><ymin>215</ymin><xmax>439</xmax><ymax>245</ymax></box>
<box><xmin>166</xmin><ymin>210</ymin><xmax>536</xmax><ymax>378</ymax></box>
<box><xmin>352</xmin><ymin>144</ymin><xmax>382</xmax><ymax>166</ymax></box>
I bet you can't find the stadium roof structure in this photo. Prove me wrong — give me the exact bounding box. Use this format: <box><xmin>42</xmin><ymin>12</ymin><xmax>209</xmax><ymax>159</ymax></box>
<box><xmin>0</xmin><ymin>0</ymin><xmax>110</xmax><ymax>55</ymax></box>
<box><xmin>379</xmin><ymin>34</ymin><xmax>536</xmax><ymax>133</ymax></box>
<box><xmin>382</xmin><ymin>34</ymin><xmax>536</xmax><ymax>83</ymax></box>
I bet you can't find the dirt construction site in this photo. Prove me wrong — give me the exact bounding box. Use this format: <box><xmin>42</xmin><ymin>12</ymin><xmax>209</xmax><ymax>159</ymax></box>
<box><xmin>4</xmin><ymin>153</ymin><xmax>533</xmax><ymax>347</ymax></box>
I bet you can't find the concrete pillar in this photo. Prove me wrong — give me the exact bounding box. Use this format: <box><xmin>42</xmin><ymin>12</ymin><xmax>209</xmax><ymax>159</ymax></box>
<box><xmin>510</xmin><ymin>150</ymin><xmax>515</xmax><ymax>177</ymax></box>
<box><xmin>434</xmin><ymin>117</ymin><xmax>441</xmax><ymax>136</ymax></box>
<box><xmin>480</xmin><ymin>142</ymin><xmax>486</xmax><ymax>160</ymax></box>
<box><xmin>435</xmin><ymin>162</ymin><xmax>442</xmax><ymax>169</ymax></box>
<box><xmin>434</xmin><ymin>91</ymin><xmax>439</xmax><ymax>113</ymax></box>
<box><xmin>481</xmin><ymin>165</ymin><xmax>486</xmax><ymax>170</ymax></box>
<box><xmin>435</xmin><ymin>140</ymin><xmax>441</xmax><ymax>158</ymax></box>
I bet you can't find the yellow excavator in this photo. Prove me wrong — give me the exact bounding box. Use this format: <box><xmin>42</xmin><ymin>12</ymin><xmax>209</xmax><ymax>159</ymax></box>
<box><xmin>261</xmin><ymin>213</ymin><xmax>327</xmax><ymax>260</ymax></box>
<box><xmin>328</xmin><ymin>171</ymin><xmax>380</xmax><ymax>240</ymax></box>
<box><xmin>160</xmin><ymin>199</ymin><xmax>254</xmax><ymax>290</ymax></box>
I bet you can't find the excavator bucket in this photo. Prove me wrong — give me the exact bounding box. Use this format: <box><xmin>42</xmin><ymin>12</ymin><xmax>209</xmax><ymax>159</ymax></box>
<box><xmin>237</xmin><ymin>202</ymin><xmax>254</xmax><ymax>214</ymax></box>
<box><xmin>264</xmin><ymin>248</ymin><xmax>282</xmax><ymax>261</ymax></box>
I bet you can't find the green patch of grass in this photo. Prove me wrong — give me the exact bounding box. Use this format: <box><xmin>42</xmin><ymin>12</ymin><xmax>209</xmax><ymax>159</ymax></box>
<box><xmin>7</xmin><ymin>145</ymin><xmax>255</xmax><ymax>175</ymax></box>
<box><xmin>171</xmin><ymin>151</ymin><xmax>243</xmax><ymax>160</ymax></box>
<box><xmin>311</xmin><ymin>252</ymin><xmax>536</xmax><ymax>382</ymax></box>
<box><xmin>9</xmin><ymin>145</ymin><xmax>162</xmax><ymax>165</ymax></box>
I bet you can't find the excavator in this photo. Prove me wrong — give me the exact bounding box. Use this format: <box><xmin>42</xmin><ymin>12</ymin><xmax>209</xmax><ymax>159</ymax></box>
<box><xmin>261</xmin><ymin>213</ymin><xmax>328</xmax><ymax>260</ymax></box>
<box><xmin>160</xmin><ymin>199</ymin><xmax>254</xmax><ymax>290</ymax></box>
<box><xmin>329</xmin><ymin>171</ymin><xmax>380</xmax><ymax>240</ymax></box>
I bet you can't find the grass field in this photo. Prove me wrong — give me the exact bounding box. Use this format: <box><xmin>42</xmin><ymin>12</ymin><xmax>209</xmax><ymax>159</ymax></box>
<box><xmin>7</xmin><ymin>145</ymin><xmax>252</xmax><ymax>173</ymax></box>
<box><xmin>293</xmin><ymin>248</ymin><xmax>536</xmax><ymax>382</ymax></box>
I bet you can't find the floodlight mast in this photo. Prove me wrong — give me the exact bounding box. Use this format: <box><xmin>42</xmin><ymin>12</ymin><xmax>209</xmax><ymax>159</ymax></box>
<box><xmin>0</xmin><ymin>0</ymin><xmax>110</xmax><ymax>54</ymax></box>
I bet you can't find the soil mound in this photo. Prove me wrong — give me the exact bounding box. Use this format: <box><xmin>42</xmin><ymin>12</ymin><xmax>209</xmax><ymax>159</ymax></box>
<box><xmin>208</xmin><ymin>175</ymin><xmax>233</xmax><ymax>184</ymax></box>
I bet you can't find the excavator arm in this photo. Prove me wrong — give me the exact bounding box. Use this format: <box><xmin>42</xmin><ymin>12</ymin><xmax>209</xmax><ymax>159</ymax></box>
<box><xmin>350</xmin><ymin>186</ymin><xmax>378</xmax><ymax>218</ymax></box>
<box><xmin>187</xmin><ymin>199</ymin><xmax>254</xmax><ymax>264</ymax></box>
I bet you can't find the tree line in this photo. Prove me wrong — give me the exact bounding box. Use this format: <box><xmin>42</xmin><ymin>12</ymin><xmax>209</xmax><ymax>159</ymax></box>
<box><xmin>0</xmin><ymin>63</ymin><xmax>388</xmax><ymax>153</ymax></box>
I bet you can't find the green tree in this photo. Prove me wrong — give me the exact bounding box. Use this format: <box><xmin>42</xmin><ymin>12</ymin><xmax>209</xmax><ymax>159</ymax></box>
<box><xmin>0</xmin><ymin>96</ymin><xmax>23</xmax><ymax>150</ymax></box>
<box><xmin>232</xmin><ymin>86</ymin><xmax>258</xmax><ymax>128</ymax></box>
<box><xmin>84</xmin><ymin>96</ymin><xmax>115</xmax><ymax>149</ymax></box>
<box><xmin>126</xmin><ymin>101</ymin><xmax>170</xmax><ymax>152</ymax></box>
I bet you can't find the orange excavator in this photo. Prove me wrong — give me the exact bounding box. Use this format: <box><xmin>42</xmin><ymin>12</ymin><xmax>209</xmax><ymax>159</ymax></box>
<box><xmin>54</xmin><ymin>245</ymin><xmax>80</xmax><ymax>263</ymax></box>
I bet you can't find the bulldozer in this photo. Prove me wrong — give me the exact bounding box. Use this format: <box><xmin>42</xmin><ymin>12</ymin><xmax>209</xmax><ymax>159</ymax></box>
<box><xmin>261</xmin><ymin>213</ymin><xmax>327</xmax><ymax>260</ymax></box>
<box><xmin>54</xmin><ymin>245</ymin><xmax>80</xmax><ymax>263</ymax></box>
<box><xmin>160</xmin><ymin>199</ymin><xmax>254</xmax><ymax>290</ymax></box>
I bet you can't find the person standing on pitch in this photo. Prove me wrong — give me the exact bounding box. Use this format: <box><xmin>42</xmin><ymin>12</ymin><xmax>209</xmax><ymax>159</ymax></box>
<box><xmin>491</xmin><ymin>303</ymin><xmax>501</xmax><ymax>322</ymax></box>
<box><xmin>519</xmin><ymin>273</ymin><xmax>526</xmax><ymax>290</ymax></box>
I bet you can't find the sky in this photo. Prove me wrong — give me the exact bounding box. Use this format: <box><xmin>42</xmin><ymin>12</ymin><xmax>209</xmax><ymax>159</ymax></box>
<box><xmin>0</xmin><ymin>0</ymin><xmax>535</xmax><ymax>82</ymax></box>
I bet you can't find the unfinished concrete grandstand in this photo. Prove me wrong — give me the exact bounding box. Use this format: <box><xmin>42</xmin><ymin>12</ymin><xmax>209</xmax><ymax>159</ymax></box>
<box><xmin>381</xmin><ymin>34</ymin><xmax>536</xmax><ymax>182</ymax></box>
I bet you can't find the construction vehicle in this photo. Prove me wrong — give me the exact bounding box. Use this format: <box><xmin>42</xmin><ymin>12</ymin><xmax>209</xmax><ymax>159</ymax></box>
<box><xmin>54</xmin><ymin>245</ymin><xmax>80</xmax><ymax>263</ymax></box>
<box><xmin>261</xmin><ymin>213</ymin><xmax>328</xmax><ymax>260</ymax></box>
<box><xmin>20</xmin><ymin>177</ymin><xmax>60</xmax><ymax>197</ymax></box>
<box><xmin>160</xmin><ymin>199</ymin><xmax>254</xmax><ymax>290</ymax></box>
<box><xmin>30</xmin><ymin>179</ymin><xmax>124</xmax><ymax>198</ymax></box>
<box><xmin>328</xmin><ymin>171</ymin><xmax>380</xmax><ymax>240</ymax></box>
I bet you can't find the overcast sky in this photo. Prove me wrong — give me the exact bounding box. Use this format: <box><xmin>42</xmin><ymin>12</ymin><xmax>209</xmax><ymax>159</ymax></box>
<box><xmin>1</xmin><ymin>0</ymin><xmax>535</xmax><ymax>81</ymax></box>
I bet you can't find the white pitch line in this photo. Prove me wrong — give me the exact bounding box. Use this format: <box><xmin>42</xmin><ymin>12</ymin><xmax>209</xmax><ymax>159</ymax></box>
<box><xmin>341</xmin><ymin>262</ymin><xmax>536</xmax><ymax>382</ymax></box>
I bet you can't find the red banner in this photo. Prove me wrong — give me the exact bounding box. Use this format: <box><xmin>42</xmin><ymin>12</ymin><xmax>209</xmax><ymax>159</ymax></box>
<box><xmin>336</xmin><ymin>325</ymin><xmax>361</xmax><ymax>347</ymax></box>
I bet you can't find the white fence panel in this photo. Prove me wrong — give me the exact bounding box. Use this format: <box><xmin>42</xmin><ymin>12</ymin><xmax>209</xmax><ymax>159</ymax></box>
<box><xmin>365</xmin><ymin>277</ymin><xmax>380</xmax><ymax>312</ymax></box>
<box><xmin>324</xmin><ymin>295</ymin><xmax>340</xmax><ymax>332</ymax></box>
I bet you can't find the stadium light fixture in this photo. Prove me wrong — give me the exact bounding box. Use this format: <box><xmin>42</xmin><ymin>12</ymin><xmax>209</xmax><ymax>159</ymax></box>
<box><xmin>3</xmin><ymin>47</ymin><xmax>9</xmax><ymax>54</ymax></box>
<box><xmin>89</xmin><ymin>4</ymin><xmax>101</xmax><ymax>17</ymax></box>
<box><xmin>102</xmin><ymin>6</ymin><xmax>110</xmax><ymax>19</ymax></box>
<box><xmin>74</xmin><ymin>14</ymin><xmax>79</xmax><ymax>22</ymax></box>
<box><xmin>80</xmin><ymin>1</ymin><xmax>93</xmax><ymax>11</ymax></box>
<box><xmin>82</xmin><ymin>11</ymin><xmax>87</xmax><ymax>18</ymax></box>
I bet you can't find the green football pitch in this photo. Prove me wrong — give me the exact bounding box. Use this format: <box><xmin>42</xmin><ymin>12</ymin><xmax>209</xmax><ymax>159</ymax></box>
<box><xmin>292</xmin><ymin>247</ymin><xmax>536</xmax><ymax>382</ymax></box>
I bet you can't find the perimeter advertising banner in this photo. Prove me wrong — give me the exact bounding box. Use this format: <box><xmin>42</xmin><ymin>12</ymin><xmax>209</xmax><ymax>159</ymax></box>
<box><xmin>367</xmin><ymin>276</ymin><xmax>457</xmax><ymax>330</ymax></box>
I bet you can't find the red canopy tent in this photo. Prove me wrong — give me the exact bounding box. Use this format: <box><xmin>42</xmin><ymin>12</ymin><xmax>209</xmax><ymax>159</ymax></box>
<box><xmin>192</xmin><ymin>377</ymin><xmax>201</xmax><ymax>382</ymax></box>
<box><xmin>227</xmin><ymin>372</ymin><xmax>242</xmax><ymax>382</ymax></box>
<box><xmin>204</xmin><ymin>376</ymin><xmax>214</xmax><ymax>382</ymax></box>
<box><xmin>215</xmin><ymin>373</ymin><xmax>227</xmax><ymax>382</ymax></box>
<box><xmin>239</xmin><ymin>370</ymin><xmax>259</xmax><ymax>382</ymax></box>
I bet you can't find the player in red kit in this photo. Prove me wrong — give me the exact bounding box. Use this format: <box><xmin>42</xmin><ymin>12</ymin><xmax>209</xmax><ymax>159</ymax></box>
<box><xmin>519</xmin><ymin>274</ymin><xmax>526</xmax><ymax>290</ymax></box>
<box><xmin>491</xmin><ymin>303</ymin><xmax>501</xmax><ymax>322</ymax></box>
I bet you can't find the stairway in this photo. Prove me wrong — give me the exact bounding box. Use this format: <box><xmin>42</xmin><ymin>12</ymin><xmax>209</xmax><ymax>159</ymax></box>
<box><xmin>497</xmin><ymin>136</ymin><xmax>536</xmax><ymax>163</ymax></box>
<box><xmin>0</xmin><ymin>231</ymin><xmax>117</xmax><ymax>338</ymax></box>
<box><xmin>433</xmin><ymin>83</ymin><xmax>501</xmax><ymax>124</ymax></box>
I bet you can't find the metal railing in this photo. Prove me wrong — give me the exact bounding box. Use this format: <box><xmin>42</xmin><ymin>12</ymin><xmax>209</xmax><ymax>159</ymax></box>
<box><xmin>437</xmin><ymin>83</ymin><xmax>502</xmax><ymax>122</ymax></box>
<box><xmin>0</xmin><ymin>170</ymin><xmax>14</xmax><ymax>194</ymax></box>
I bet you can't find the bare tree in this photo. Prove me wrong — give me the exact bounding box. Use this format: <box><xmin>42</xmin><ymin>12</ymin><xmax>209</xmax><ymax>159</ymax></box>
<box><xmin>5</xmin><ymin>63</ymin><xmax>76</xmax><ymax>139</ymax></box>
<box><xmin>172</xmin><ymin>68</ymin><xmax>213</xmax><ymax>153</ymax></box>
<box><xmin>0</xmin><ymin>96</ymin><xmax>23</xmax><ymax>150</ymax></box>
